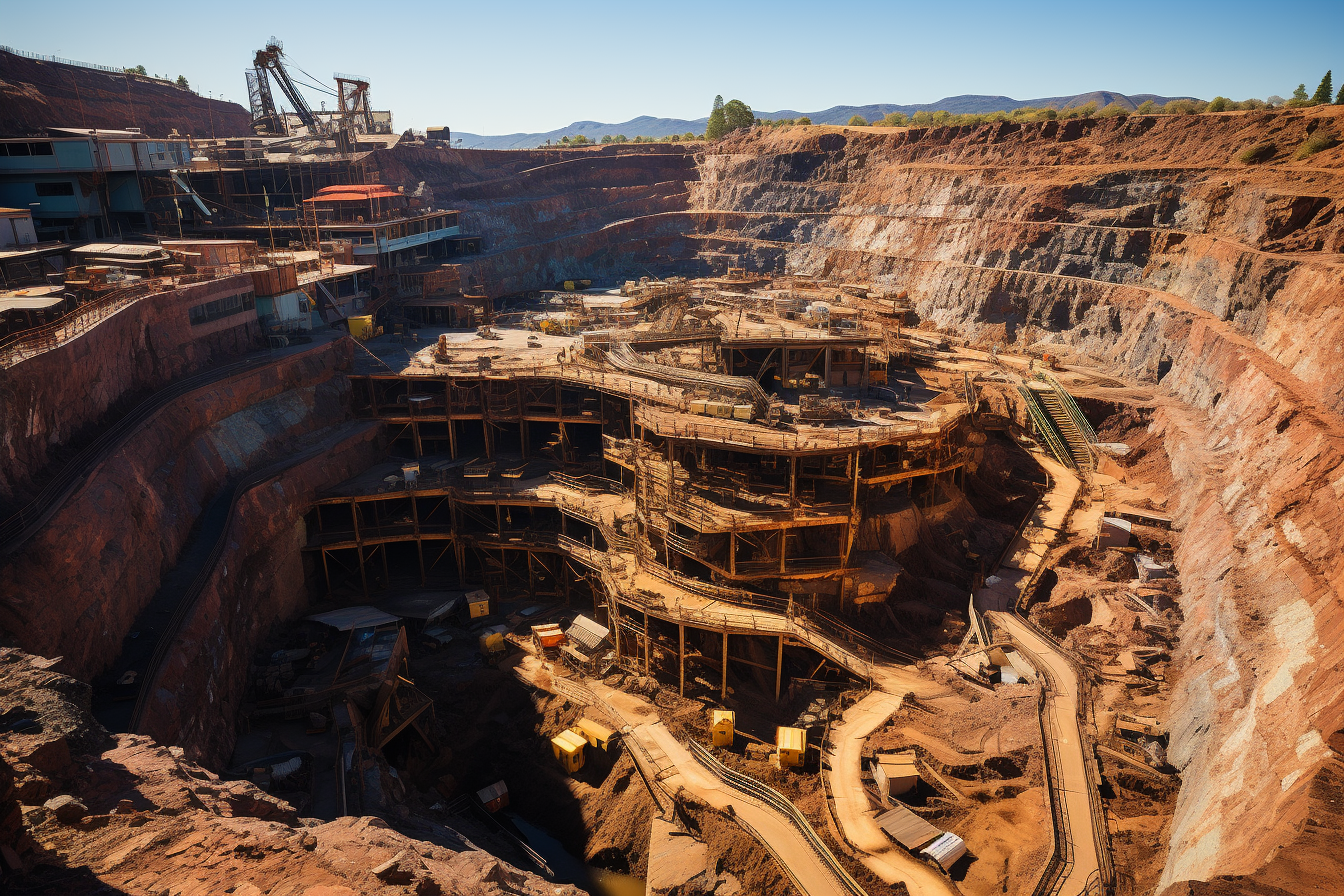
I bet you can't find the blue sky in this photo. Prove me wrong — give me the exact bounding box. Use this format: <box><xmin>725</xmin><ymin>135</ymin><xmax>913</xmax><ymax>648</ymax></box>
<box><xmin>4</xmin><ymin>0</ymin><xmax>1342</xmax><ymax>134</ymax></box>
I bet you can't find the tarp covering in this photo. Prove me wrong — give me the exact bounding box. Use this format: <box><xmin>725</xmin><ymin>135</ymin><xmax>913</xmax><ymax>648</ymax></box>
<box><xmin>920</xmin><ymin>831</ymin><xmax>967</xmax><ymax>869</ymax></box>
<box><xmin>379</xmin><ymin>593</ymin><xmax>459</xmax><ymax>622</ymax></box>
<box><xmin>875</xmin><ymin>804</ymin><xmax>941</xmax><ymax>850</ymax></box>
<box><xmin>306</xmin><ymin>606</ymin><xmax>400</xmax><ymax>631</ymax></box>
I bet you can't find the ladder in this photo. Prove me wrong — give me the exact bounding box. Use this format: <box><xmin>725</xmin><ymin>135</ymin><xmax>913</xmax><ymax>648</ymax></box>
<box><xmin>1023</xmin><ymin>381</ymin><xmax>1095</xmax><ymax>472</ymax></box>
<box><xmin>1019</xmin><ymin>386</ymin><xmax>1077</xmax><ymax>469</ymax></box>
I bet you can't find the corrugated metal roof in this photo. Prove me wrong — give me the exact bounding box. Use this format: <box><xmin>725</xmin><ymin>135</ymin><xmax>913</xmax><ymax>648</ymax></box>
<box><xmin>920</xmin><ymin>831</ymin><xmax>967</xmax><ymax>869</ymax></box>
<box><xmin>306</xmin><ymin>606</ymin><xmax>400</xmax><ymax>631</ymax></box>
<box><xmin>476</xmin><ymin>780</ymin><xmax>507</xmax><ymax>803</ymax></box>
<box><xmin>875</xmin><ymin>804</ymin><xmax>941</xmax><ymax>850</ymax></box>
<box><xmin>566</xmin><ymin>614</ymin><xmax>610</xmax><ymax>653</ymax></box>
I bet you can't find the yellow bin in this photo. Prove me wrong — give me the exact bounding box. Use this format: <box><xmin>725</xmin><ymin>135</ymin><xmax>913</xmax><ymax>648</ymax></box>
<box><xmin>710</xmin><ymin>710</ymin><xmax>735</xmax><ymax>747</ymax></box>
<box><xmin>348</xmin><ymin>315</ymin><xmax>375</xmax><ymax>340</ymax></box>
<box><xmin>551</xmin><ymin>729</ymin><xmax>587</xmax><ymax>773</ymax></box>
<box><xmin>776</xmin><ymin>726</ymin><xmax>806</xmax><ymax>768</ymax></box>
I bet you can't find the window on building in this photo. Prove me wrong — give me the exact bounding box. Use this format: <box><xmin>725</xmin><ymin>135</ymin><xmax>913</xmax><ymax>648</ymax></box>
<box><xmin>35</xmin><ymin>182</ymin><xmax>76</xmax><ymax>197</ymax></box>
<box><xmin>188</xmin><ymin>291</ymin><xmax>256</xmax><ymax>326</ymax></box>
<box><xmin>30</xmin><ymin>142</ymin><xmax>54</xmax><ymax>156</ymax></box>
<box><xmin>4</xmin><ymin>143</ymin><xmax>31</xmax><ymax>157</ymax></box>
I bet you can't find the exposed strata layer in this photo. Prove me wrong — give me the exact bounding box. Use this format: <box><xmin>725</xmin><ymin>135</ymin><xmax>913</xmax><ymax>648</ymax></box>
<box><xmin>0</xmin><ymin>275</ymin><xmax>263</xmax><ymax>506</ymax></box>
<box><xmin>0</xmin><ymin>48</ymin><xmax>254</xmax><ymax>138</ymax></box>
<box><xmin>367</xmin><ymin>109</ymin><xmax>1344</xmax><ymax>891</ymax></box>
<box><xmin>0</xmin><ymin>341</ymin><xmax>356</xmax><ymax>682</ymax></box>
<box><xmin>679</xmin><ymin>111</ymin><xmax>1344</xmax><ymax>894</ymax></box>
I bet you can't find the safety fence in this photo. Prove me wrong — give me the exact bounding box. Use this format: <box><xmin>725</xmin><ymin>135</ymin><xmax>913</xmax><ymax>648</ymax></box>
<box><xmin>687</xmin><ymin>739</ymin><xmax>869</xmax><ymax>896</ymax></box>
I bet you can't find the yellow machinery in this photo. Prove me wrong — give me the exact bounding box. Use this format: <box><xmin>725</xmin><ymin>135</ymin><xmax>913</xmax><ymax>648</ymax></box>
<box><xmin>551</xmin><ymin>729</ymin><xmax>587</xmax><ymax>773</ymax></box>
<box><xmin>576</xmin><ymin>718</ymin><xmax>615</xmax><ymax>751</ymax></box>
<box><xmin>776</xmin><ymin>726</ymin><xmax>806</xmax><ymax>769</ymax></box>
<box><xmin>710</xmin><ymin>710</ymin><xmax>735</xmax><ymax>747</ymax></box>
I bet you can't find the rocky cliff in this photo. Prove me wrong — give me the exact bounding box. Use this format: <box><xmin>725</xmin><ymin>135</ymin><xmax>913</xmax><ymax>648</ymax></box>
<box><xmin>682</xmin><ymin>110</ymin><xmax>1344</xmax><ymax>895</ymax></box>
<box><xmin>375</xmin><ymin>109</ymin><xmax>1344</xmax><ymax>892</ymax></box>
<box><xmin>0</xmin><ymin>646</ymin><xmax>573</xmax><ymax>896</ymax></box>
<box><xmin>0</xmin><ymin>48</ymin><xmax>254</xmax><ymax>138</ymax></box>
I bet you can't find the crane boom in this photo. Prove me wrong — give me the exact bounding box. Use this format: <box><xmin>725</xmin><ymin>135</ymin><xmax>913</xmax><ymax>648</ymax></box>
<box><xmin>247</xmin><ymin>37</ymin><xmax>325</xmax><ymax>136</ymax></box>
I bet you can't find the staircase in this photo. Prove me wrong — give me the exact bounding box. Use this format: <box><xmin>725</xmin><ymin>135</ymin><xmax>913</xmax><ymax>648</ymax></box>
<box><xmin>1024</xmin><ymin>381</ymin><xmax>1094</xmax><ymax>472</ymax></box>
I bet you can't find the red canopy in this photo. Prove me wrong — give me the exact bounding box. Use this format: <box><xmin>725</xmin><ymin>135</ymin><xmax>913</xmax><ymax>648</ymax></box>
<box><xmin>304</xmin><ymin>184</ymin><xmax>402</xmax><ymax>203</ymax></box>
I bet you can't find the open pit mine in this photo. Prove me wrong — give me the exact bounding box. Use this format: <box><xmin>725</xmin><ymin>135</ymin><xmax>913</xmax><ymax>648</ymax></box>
<box><xmin>2</xmin><ymin>45</ymin><xmax>1344</xmax><ymax>896</ymax></box>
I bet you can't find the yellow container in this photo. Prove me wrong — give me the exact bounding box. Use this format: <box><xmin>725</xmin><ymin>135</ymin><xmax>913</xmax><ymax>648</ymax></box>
<box><xmin>711</xmin><ymin>710</ymin><xmax>735</xmax><ymax>747</ymax></box>
<box><xmin>551</xmin><ymin>729</ymin><xmax>587</xmax><ymax>773</ymax></box>
<box><xmin>576</xmin><ymin>718</ymin><xmax>615</xmax><ymax>751</ymax></box>
<box><xmin>776</xmin><ymin>726</ymin><xmax>806</xmax><ymax>768</ymax></box>
<box><xmin>348</xmin><ymin>315</ymin><xmax>375</xmax><ymax>340</ymax></box>
<box><xmin>467</xmin><ymin>590</ymin><xmax>491</xmax><ymax>619</ymax></box>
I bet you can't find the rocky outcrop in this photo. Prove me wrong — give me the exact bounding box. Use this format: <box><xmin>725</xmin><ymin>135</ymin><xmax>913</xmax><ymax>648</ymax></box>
<box><xmin>0</xmin><ymin>48</ymin><xmax>254</xmax><ymax>138</ymax></box>
<box><xmin>0</xmin><ymin>647</ymin><xmax>574</xmax><ymax>895</ymax></box>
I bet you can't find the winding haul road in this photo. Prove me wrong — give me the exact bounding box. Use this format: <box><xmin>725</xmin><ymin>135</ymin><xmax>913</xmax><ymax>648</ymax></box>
<box><xmin>825</xmin><ymin>691</ymin><xmax>960</xmax><ymax>896</ymax></box>
<box><xmin>974</xmin><ymin>453</ymin><xmax>1106</xmax><ymax>896</ymax></box>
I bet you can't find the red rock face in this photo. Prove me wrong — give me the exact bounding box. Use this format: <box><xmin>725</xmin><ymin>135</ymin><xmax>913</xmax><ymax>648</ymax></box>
<box><xmin>673</xmin><ymin>112</ymin><xmax>1344</xmax><ymax>893</ymax></box>
<box><xmin>136</xmin><ymin>421</ymin><xmax>384</xmax><ymax>767</ymax></box>
<box><xmin>0</xmin><ymin>647</ymin><xmax>574</xmax><ymax>896</ymax></box>
<box><xmin>0</xmin><ymin>49</ymin><xmax>254</xmax><ymax>138</ymax></box>
<box><xmin>373</xmin><ymin>143</ymin><xmax>702</xmax><ymax>295</ymax></box>
<box><xmin>0</xmin><ymin>276</ymin><xmax>263</xmax><ymax>506</ymax></box>
<box><xmin>0</xmin><ymin>341</ymin><xmax>355</xmax><ymax>682</ymax></box>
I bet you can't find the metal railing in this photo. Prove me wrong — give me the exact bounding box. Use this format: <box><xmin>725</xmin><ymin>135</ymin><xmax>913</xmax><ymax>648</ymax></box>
<box><xmin>0</xmin><ymin>283</ymin><xmax>151</xmax><ymax>368</ymax></box>
<box><xmin>687</xmin><ymin>739</ymin><xmax>869</xmax><ymax>896</ymax></box>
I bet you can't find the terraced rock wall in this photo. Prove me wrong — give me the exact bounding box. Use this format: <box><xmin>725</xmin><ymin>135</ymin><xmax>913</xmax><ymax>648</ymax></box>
<box><xmin>686</xmin><ymin>111</ymin><xmax>1344</xmax><ymax>894</ymax></box>
<box><xmin>0</xmin><ymin>275</ymin><xmax>263</xmax><ymax>506</ymax></box>
<box><xmin>0</xmin><ymin>341</ymin><xmax>355</xmax><ymax>682</ymax></box>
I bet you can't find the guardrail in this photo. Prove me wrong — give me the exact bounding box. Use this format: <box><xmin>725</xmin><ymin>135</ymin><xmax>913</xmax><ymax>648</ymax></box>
<box><xmin>687</xmin><ymin>739</ymin><xmax>869</xmax><ymax>896</ymax></box>
<box><xmin>0</xmin><ymin>283</ymin><xmax>151</xmax><ymax>368</ymax></box>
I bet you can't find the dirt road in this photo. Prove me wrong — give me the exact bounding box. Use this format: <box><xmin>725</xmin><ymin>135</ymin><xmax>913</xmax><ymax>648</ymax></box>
<box><xmin>825</xmin><ymin>691</ymin><xmax>960</xmax><ymax>896</ymax></box>
<box><xmin>632</xmin><ymin>722</ymin><xmax>859</xmax><ymax>896</ymax></box>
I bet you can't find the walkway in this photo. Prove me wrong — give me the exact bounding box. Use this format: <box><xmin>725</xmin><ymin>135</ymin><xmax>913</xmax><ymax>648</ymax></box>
<box><xmin>632</xmin><ymin>721</ymin><xmax>858</xmax><ymax>896</ymax></box>
<box><xmin>825</xmin><ymin>691</ymin><xmax>959</xmax><ymax>896</ymax></box>
<box><xmin>972</xmin><ymin>453</ymin><xmax>1106</xmax><ymax>896</ymax></box>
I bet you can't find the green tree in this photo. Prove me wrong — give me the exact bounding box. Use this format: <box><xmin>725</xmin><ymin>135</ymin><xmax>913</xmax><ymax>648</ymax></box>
<box><xmin>796</xmin><ymin>117</ymin><xmax>811</xmax><ymax>125</ymax></box>
<box><xmin>875</xmin><ymin>111</ymin><xmax>909</xmax><ymax>127</ymax></box>
<box><xmin>683</xmin><ymin>132</ymin><xmax>696</xmax><ymax>140</ymax></box>
<box><xmin>125</xmin><ymin>64</ymin><xmax>147</xmax><ymax>75</ymax></box>
<box><xmin>1288</xmin><ymin>83</ymin><xmax>1310</xmax><ymax>107</ymax></box>
<box><xmin>706</xmin><ymin>95</ymin><xmax>728</xmax><ymax>140</ymax></box>
<box><xmin>847</xmin><ymin>114</ymin><xmax>868</xmax><ymax>126</ymax></box>
<box><xmin>175</xmin><ymin>75</ymin><xmax>189</xmax><ymax>89</ymax></box>
<box><xmin>723</xmin><ymin>99</ymin><xmax>754</xmax><ymax>131</ymax></box>
<box><xmin>1206</xmin><ymin>96</ymin><xmax>1230</xmax><ymax>112</ymax></box>
<box><xmin>1135</xmin><ymin>100</ymin><xmax>1156</xmax><ymax>115</ymax></box>
<box><xmin>1311</xmin><ymin>71</ymin><xmax>1333</xmax><ymax>105</ymax></box>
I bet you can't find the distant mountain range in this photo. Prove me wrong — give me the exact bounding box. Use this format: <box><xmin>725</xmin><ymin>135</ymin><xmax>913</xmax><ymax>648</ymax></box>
<box><xmin>452</xmin><ymin>91</ymin><xmax>1201</xmax><ymax>149</ymax></box>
